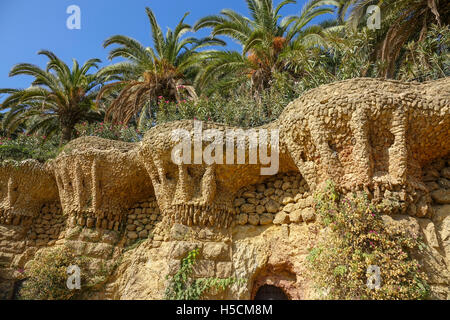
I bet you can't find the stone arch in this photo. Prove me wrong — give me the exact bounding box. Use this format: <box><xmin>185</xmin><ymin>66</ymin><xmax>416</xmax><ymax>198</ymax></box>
<box><xmin>250</xmin><ymin>264</ymin><xmax>300</xmax><ymax>300</ymax></box>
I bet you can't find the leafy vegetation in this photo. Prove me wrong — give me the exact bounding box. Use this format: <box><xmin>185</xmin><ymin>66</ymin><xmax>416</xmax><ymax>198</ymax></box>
<box><xmin>0</xmin><ymin>51</ymin><xmax>105</xmax><ymax>144</ymax></box>
<box><xmin>97</xmin><ymin>7</ymin><xmax>224</xmax><ymax>126</ymax></box>
<box><xmin>0</xmin><ymin>133</ymin><xmax>60</xmax><ymax>162</ymax></box>
<box><xmin>0</xmin><ymin>0</ymin><xmax>446</xmax><ymax>301</ymax></box>
<box><xmin>398</xmin><ymin>24</ymin><xmax>450</xmax><ymax>81</ymax></box>
<box><xmin>193</xmin><ymin>0</ymin><xmax>337</xmax><ymax>93</ymax></box>
<box><xmin>155</xmin><ymin>74</ymin><xmax>301</xmax><ymax>127</ymax></box>
<box><xmin>307</xmin><ymin>182</ymin><xmax>430</xmax><ymax>300</ymax></box>
<box><xmin>0</xmin><ymin>0</ymin><xmax>448</xmax><ymax>160</ymax></box>
<box><xmin>341</xmin><ymin>0</ymin><xmax>450</xmax><ymax>78</ymax></box>
<box><xmin>165</xmin><ymin>248</ymin><xmax>244</xmax><ymax>300</ymax></box>
<box><xmin>18</xmin><ymin>246</ymin><xmax>113</xmax><ymax>300</ymax></box>
<box><xmin>74</xmin><ymin>122</ymin><xmax>142</xmax><ymax>143</ymax></box>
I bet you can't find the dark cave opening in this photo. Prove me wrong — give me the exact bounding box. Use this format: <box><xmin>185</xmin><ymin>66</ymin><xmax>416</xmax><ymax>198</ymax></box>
<box><xmin>254</xmin><ymin>284</ymin><xmax>289</xmax><ymax>300</ymax></box>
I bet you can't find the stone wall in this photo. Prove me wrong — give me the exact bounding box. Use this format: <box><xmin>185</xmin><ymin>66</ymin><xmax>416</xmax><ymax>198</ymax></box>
<box><xmin>125</xmin><ymin>199</ymin><xmax>161</xmax><ymax>243</ymax></box>
<box><xmin>27</xmin><ymin>202</ymin><xmax>65</xmax><ymax>247</ymax></box>
<box><xmin>0</xmin><ymin>78</ymin><xmax>449</xmax><ymax>300</ymax></box>
<box><xmin>234</xmin><ymin>172</ymin><xmax>314</xmax><ymax>227</ymax></box>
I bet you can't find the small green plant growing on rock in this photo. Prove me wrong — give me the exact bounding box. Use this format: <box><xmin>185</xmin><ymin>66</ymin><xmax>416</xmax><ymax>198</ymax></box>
<box><xmin>165</xmin><ymin>248</ymin><xmax>244</xmax><ymax>300</ymax></box>
<box><xmin>307</xmin><ymin>182</ymin><xmax>430</xmax><ymax>300</ymax></box>
<box><xmin>18</xmin><ymin>246</ymin><xmax>110</xmax><ymax>300</ymax></box>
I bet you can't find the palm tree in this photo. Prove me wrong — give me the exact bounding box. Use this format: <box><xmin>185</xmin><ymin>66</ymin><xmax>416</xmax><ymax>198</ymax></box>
<box><xmin>341</xmin><ymin>0</ymin><xmax>450</xmax><ymax>78</ymax></box>
<box><xmin>193</xmin><ymin>0</ymin><xmax>339</xmax><ymax>92</ymax></box>
<box><xmin>97</xmin><ymin>7</ymin><xmax>225</xmax><ymax>126</ymax></box>
<box><xmin>0</xmin><ymin>51</ymin><xmax>104</xmax><ymax>144</ymax></box>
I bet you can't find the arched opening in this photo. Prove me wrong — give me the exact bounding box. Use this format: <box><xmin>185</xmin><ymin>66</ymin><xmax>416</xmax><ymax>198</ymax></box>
<box><xmin>254</xmin><ymin>284</ymin><xmax>289</xmax><ymax>300</ymax></box>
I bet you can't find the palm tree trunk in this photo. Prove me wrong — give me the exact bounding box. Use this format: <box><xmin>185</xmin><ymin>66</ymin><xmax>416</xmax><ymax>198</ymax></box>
<box><xmin>59</xmin><ymin>119</ymin><xmax>76</xmax><ymax>146</ymax></box>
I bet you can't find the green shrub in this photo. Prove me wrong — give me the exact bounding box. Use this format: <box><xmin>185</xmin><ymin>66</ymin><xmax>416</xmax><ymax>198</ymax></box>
<box><xmin>165</xmin><ymin>248</ymin><xmax>244</xmax><ymax>300</ymax></box>
<box><xmin>75</xmin><ymin>122</ymin><xmax>142</xmax><ymax>142</ymax></box>
<box><xmin>398</xmin><ymin>24</ymin><xmax>450</xmax><ymax>81</ymax></box>
<box><xmin>18</xmin><ymin>246</ymin><xmax>110</xmax><ymax>300</ymax></box>
<box><xmin>0</xmin><ymin>133</ymin><xmax>60</xmax><ymax>163</ymax></box>
<box><xmin>307</xmin><ymin>182</ymin><xmax>430</xmax><ymax>300</ymax></box>
<box><xmin>154</xmin><ymin>76</ymin><xmax>302</xmax><ymax>129</ymax></box>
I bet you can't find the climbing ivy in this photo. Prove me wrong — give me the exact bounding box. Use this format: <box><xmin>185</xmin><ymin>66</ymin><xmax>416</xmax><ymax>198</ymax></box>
<box><xmin>165</xmin><ymin>248</ymin><xmax>245</xmax><ymax>300</ymax></box>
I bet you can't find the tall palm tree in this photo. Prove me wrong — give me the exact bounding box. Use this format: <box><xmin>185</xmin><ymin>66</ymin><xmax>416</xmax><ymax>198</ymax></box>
<box><xmin>341</xmin><ymin>0</ymin><xmax>450</xmax><ymax>78</ymax></box>
<box><xmin>0</xmin><ymin>50</ymin><xmax>104</xmax><ymax>144</ymax></box>
<box><xmin>193</xmin><ymin>0</ymin><xmax>339</xmax><ymax>92</ymax></box>
<box><xmin>97</xmin><ymin>7</ymin><xmax>225</xmax><ymax>125</ymax></box>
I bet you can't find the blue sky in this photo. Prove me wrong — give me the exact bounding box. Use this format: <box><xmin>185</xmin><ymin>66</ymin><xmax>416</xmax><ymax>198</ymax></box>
<box><xmin>0</xmin><ymin>0</ymin><xmax>334</xmax><ymax>95</ymax></box>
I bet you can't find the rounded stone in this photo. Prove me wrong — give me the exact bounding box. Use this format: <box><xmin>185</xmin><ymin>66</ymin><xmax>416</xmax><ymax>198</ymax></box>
<box><xmin>128</xmin><ymin>232</ymin><xmax>138</xmax><ymax>240</ymax></box>
<box><xmin>289</xmin><ymin>210</ymin><xmax>303</xmax><ymax>223</ymax></box>
<box><xmin>138</xmin><ymin>230</ymin><xmax>148</xmax><ymax>238</ymax></box>
<box><xmin>301</xmin><ymin>208</ymin><xmax>316</xmax><ymax>223</ymax></box>
<box><xmin>282</xmin><ymin>182</ymin><xmax>291</xmax><ymax>191</ymax></box>
<box><xmin>240</xmin><ymin>203</ymin><xmax>256</xmax><ymax>214</ymax></box>
<box><xmin>265</xmin><ymin>200</ymin><xmax>280</xmax><ymax>213</ymax></box>
<box><xmin>274</xmin><ymin>180</ymin><xmax>283</xmax><ymax>188</ymax></box>
<box><xmin>256</xmin><ymin>184</ymin><xmax>266</xmax><ymax>193</ymax></box>
<box><xmin>273</xmin><ymin>212</ymin><xmax>290</xmax><ymax>225</ymax></box>
<box><xmin>243</xmin><ymin>191</ymin><xmax>256</xmax><ymax>198</ymax></box>
<box><xmin>256</xmin><ymin>205</ymin><xmax>265</xmax><ymax>214</ymax></box>
<box><xmin>248</xmin><ymin>214</ymin><xmax>260</xmax><ymax>226</ymax></box>
<box><xmin>86</xmin><ymin>218</ymin><xmax>95</xmax><ymax>228</ymax></box>
<box><xmin>259</xmin><ymin>213</ymin><xmax>274</xmax><ymax>225</ymax></box>
<box><xmin>264</xmin><ymin>188</ymin><xmax>275</xmax><ymax>197</ymax></box>
<box><xmin>237</xmin><ymin>214</ymin><xmax>248</xmax><ymax>225</ymax></box>
<box><xmin>234</xmin><ymin>198</ymin><xmax>246</xmax><ymax>207</ymax></box>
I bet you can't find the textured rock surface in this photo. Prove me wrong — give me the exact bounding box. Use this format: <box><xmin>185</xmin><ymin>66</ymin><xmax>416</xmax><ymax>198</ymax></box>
<box><xmin>280</xmin><ymin>77</ymin><xmax>450</xmax><ymax>217</ymax></box>
<box><xmin>52</xmin><ymin>137</ymin><xmax>154</xmax><ymax>221</ymax></box>
<box><xmin>0</xmin><ymin>78</ymin><xmax>449</xmax><ymax>300</ymax></box>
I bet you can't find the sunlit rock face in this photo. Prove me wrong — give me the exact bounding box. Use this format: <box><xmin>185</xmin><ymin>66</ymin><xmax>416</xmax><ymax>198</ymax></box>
<box><xmin>0</xmin><ymin>160</ymin><xmax>58</xmax><ymax>221</ymax></box>
<box><xmin>0</xmin><ymin>78</ymin><xmax>449</xmax><ymax>300</ymax></box>
<box><xmin>280</xmin><ymin>77</ymin><xmax>450</xmax><ymax>217</ymax></box>
<box><xmin>51</xmin><ymin>136</ymin><xmax>153</xmax><ymax>222</ymax></box>
<box><xmin>139</xmin><ymin>121</ymin><xmax>293</xmax><ymax>228</ymax></box>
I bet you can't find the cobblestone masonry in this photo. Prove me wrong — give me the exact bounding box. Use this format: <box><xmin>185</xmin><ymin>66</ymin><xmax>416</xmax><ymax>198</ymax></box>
<box><xmin>0</xmin><ymin>78</ymin><xmax>449</xmax><ymax>299</ymax></box>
